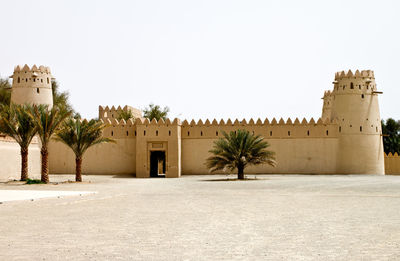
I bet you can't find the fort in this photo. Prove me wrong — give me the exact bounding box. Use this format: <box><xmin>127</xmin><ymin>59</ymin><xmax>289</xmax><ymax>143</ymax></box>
<box><xmin>0</xmin><ymin>65</ymin><xmax>392</xmax><ymax>179</ymax></box>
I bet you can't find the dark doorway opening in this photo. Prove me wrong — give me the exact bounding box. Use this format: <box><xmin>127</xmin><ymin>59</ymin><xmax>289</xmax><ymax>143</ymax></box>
<box><xmin>150</xmin><ymin>151</ymin><xmax>166</xmax><ymax>178</ymax></box>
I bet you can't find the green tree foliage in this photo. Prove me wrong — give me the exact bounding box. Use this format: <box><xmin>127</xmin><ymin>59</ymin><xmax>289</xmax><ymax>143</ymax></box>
<box><xmin>0</xmin><ymin>77</ymin><xmax>11</xmax><ymax>106</ymax></box>
<box><xmin>382</xmin><ymin>118</ymin><xmax>400</xmax><ymax>154</ymax></box>
<box><xmin>0</xmin><ymin>104</ymin><xmax>37</xmax><ymax>181</ymax></box>
<box><xmin>117</xmin><ymin>109</ymin><xmax>135</xmax><ymax>121</ymax></box>
<box><xmin>143</xmin><ymin>104</ymin><xmax>169</xmax><ymax>121</ymax></box>
<box><xmin>52</xmin><ymin>80</ymin><xmax>74</xmax><ymax>113</ymax></box>
<box><xmin>206</xmin><ymin>129</ymin><xmax>276</xmax><ymax>180</ymax></box>
<box><xmin>55</xmin><ymin>118</ymin><xmax>114</xmax><ymax>182</ymax></box>
<box><xmin>29</xmin><ymin>105</ymin><xmax>71</xmax><ymax>183</ymax></box>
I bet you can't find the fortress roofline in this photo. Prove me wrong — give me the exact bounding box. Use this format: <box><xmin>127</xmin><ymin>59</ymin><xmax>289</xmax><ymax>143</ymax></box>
<box><xmin>13</xmin><ymin>64</ymin><xmax>51</xmax><ymax>74</ymax></box>
<box><xmin>334</xmin><ymin>69</ymin><xmax>374</xmax><ymax>80</ymax></box>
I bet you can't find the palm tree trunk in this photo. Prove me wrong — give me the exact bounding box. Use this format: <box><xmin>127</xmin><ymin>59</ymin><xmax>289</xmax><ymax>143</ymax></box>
<box><xmin>75</xmin><ymin>157</ymin><xmax>82</xmax><ymax>182</ymax></box>
<box><xmin>20</xmin><ymin>147</ymin><xmax>28</xmax><ymax>181</ymax></box>
<box><xmin>40</xmin><ymin>147</ymin><xmax>49</xmax><ymax>183</ymax></box>
<box><xmin>238</xmin><ymin>166</ymin><xmax>245</xmax><ymax>180</ymax></box>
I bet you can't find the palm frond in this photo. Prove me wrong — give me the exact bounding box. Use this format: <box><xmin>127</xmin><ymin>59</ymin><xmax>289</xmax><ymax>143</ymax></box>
<box><xmin>56</xmin><ymin>118</ymin><xmax>115</xmax><ymax>158</ymax></box>
<box><xmin>205</xmin><ymin>129</ymin><xmax>276</xmax><ymax>174</ymax></box>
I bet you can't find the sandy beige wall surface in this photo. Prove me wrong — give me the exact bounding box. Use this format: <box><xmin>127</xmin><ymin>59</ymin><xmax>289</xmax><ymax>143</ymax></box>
<box><xmin>0</xmin><ymin>138</ymin><xmax>41</xmax><ymax>181</ymax></box>
<box><xmin>48</xmin><ymin>139</ymin><xmax>136</xmax><ymax>175</ymax></box>
<box><xmin>385</xmin><ymin>153</ymin><xmax>400</xmax><ymax>175</ymax></box>
<box><xmin>181</xmin><ymin>137</ymin><xmax>338</xmax><ymax>175</ymax></box>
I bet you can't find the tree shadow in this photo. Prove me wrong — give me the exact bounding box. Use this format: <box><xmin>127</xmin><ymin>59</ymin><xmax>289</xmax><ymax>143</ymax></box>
<box><xmin>199</xmin><ymin>176</ymin><xmax>267</xmax><ymax>182</ymax></box>
<box><xmin>112</xmin><ymin>174</ymin><xmax>136</xmax><ymax>179</ymax></box>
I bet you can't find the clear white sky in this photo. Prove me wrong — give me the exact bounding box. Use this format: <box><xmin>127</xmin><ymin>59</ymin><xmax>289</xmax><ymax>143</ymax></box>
<box><xmin>1</xmin><ymin>0</ymin><xmax>399</xmax><ymax>121</ymax></box>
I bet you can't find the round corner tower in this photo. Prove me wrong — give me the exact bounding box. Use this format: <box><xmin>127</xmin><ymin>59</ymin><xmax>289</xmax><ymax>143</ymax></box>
<box><xmin>10</xmin><ymin>64</ymin><xmax>53</xmax><ymax>108</ymax></box>
<box><xmin>329</xmin><ymin>69</ymin><xmax>384</xmax><ymax>174</ymax></box>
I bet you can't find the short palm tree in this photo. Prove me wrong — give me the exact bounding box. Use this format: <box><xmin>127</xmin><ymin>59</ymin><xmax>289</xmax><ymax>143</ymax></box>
<box><xmin>0</xmin><ymin>104</ymin><xmax>37</xmax><ymax>181</ymax></box>
<box><xmin>29</xmin><ymin>105</ymin><xmax>71</xmax><ymax>183</ymax></box>
<box><xmin>206</xmin><ymin>129</ymin><xmax>276</xmax><ymax>180</ymax></box>
<box><xmin>55</xmin><ymin>118</ymin><xmax>114</xmax><ymax>182</ymax></box>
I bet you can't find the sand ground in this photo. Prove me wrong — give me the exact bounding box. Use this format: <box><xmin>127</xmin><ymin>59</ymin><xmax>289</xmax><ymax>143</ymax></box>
<box><xmin>0</xmin><ymin>174</ymin><xmax>399</xmax><ymax>261</ymax></box>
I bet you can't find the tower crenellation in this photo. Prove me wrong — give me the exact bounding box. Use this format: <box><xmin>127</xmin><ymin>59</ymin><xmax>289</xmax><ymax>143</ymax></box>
<box><xmin>10</xmin><ymin>64</ymin><xmax>53</xmax><ymax>107</ymax></box>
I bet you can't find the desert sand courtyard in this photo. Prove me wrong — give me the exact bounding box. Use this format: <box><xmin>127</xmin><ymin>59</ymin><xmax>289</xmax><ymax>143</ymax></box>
<box><xmin>1</xmin><ymin>174</ymin><xmax>400</xmax><ymax>260</ymax></box>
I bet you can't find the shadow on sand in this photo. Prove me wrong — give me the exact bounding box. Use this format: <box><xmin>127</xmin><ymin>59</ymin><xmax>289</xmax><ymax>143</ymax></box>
<box><xmin>200</xmin><ymin>176</ymin><xmax>268</xmax><ymax>182</ymax></box>
<box><xmin>111</xmin><ymin>174</ymin><xmax>136</xmax><ymax>179</ymax></box>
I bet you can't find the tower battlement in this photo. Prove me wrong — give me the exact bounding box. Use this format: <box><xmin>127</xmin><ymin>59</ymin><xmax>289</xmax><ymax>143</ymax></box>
<box><xmin>10</xmin><ymin>64</ymin><xmax>54</xmax><ymax>108</ymax></box>
<box><xmin>334</xmin><ymin>69</ymin><xmax>374</xmax><ymax>80</ymax></box>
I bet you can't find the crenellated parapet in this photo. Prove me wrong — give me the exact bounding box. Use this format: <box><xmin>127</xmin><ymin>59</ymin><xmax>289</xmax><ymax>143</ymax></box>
<box><xmin>11</xmin><ymin>64</ymin><xmax>53</xmax><ymax>88</ymax></box>
<box><xmin>10</xmin><ymin>64</ymin><xmax>54</xmax><ymax>107</ymax></box>
<box><xmin>334</xmin><ymin>69</ymin><xmax>374</xmax><ymax>80</ymax></box>
<box><xmin>101</xmin><ymin>117</ymin><xmax>182</xmax><ymax>139</ymax></box>
<box><xmin>332</xmin><ymin>70</ymin><xmax>378</xmax><ymax>95</ymax></box>
<box><xmin>180</xmin><ymin>117</ymin><xmax>339</xmax><ymax>139</ymax></box>
<box><xmin>99</xmin><ymin>105</ymin><xmax>142</xmax><ymax>121</ymax></box>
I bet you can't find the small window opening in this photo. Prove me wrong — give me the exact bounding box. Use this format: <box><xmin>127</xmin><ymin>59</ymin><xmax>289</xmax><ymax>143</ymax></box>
<box><xmin>361</xmin><ymin>94</ymin><xmax>364</xmax><ymax>99</ymax></box>
<box><xmin>200</xmin><ymin>131</ymin><xmax>203</xmax><ymax>136</ymax></box>
<box><xmin>36</xmin><ymin>88</ymin><xmax>40</xmax><ymax>94</ymax></box>
<box><xmin>270</xmin><ymin>131</ymin><xmax>272</xmax><ymax>136</ymax></box>
<box><xmin>350</xmin><ymin>82</ymin><xmax>354</xmax><ymax>89</ymax></box>
<box><xmin>33</xmin><ymin>78</ymin><xmax>36</xmax><ymax>82</ymax></box>
<box><xmin>111</xmin><ymin>131</ymin><xmax>114</xmax><ymax>136</ymax></box>
<box><xmin>307</xmin><ymin>130</ymin><xmax>310</xmax><ymax>136</ymax></box>
<box><xmin>359</xmin><ymin>85</ymin><xmax>361</xmax><ymax>89</ymax></box>
<box><xmin>47</xmin><ymin>77</ymin><xmax>49</xmax><ymax>84</ymax></box>
<box><xmin>366</xmin><ymin>85</ymin><xmax>369</xmax><ymax>90</ymax></box>
<box><xmin>326</xmin><ymin>130</ymin><xmax>329</xmax><ymax>136</ymax></box>
<box><xmin>17</xmin><ymin>77</ymin><xmax>20</xmax><ymax>83</ymax></box>
<box><xmin>169</xmin><ymin>130</ymin><xmax>171</xmax><ymax>136</ymax></box>
<box><xmin>156</xmin><ymin>130</ymin><xmax>158</xmax><ymax>136</ymax></box>
<box><xmin>288</xmin><ymin>131</ymin><xmax>291</xmax><ymax>136</ymax></box>
<box><xmin>26</xmin><ymin>78</ymin><xmax>28</xmax><ymax>82</ymax></box>
<box><xmin>350</xmin><ymin>125</ymin><xmax>352</xmax><ymax>128</ymax></box>
<box><xmin>144</xmin><ymin>130</ymin><xmax>146</xmax><ymax>136</ymax></box>
<box><xmin>360</xmin><ymin>126</ymin><xmax>362</xmax><ymax>132</ymax></box>
<box><xmin>126</xmin><ymin>131</ymin><xmax>129</xmax><ymax>136</ymax></box>
<box><xmin>134</xmin><ymin>131</ymin><xmax>137</xmax><ymax>136</ymax></box>
<box><xmin>343</xmin><ymin>85</ymin><xmax>345</xmax><ymax>90</ymax></box>
<box><xmin>41</xmin><ymin>79</ymin><xmax>43</xmax><ymax>83</ymax></box>
<box><xmin>216</xmin><ymin>131</ymin><xmax>218</xmax><ymax>136</ymax></box>
<box><xmin>112</xmin><ymin>114</ymin><xmax>114</xmax><ymax>118</ymax></box>
<box><xmin>187</xmin><ymin>131</ymin><xmax>190</xmax><ymax>136</ymax></box>
<box><xmin>339</xmin><ymin>126</ymin><xmax>341</xmax><ymax>132</ymax></box>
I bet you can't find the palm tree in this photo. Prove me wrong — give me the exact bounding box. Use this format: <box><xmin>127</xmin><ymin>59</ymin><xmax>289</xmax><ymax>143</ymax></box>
<box><xmin>29</xmin><ymin>105</ymin><xmax>71</xmax><ymax>183</ymax></box>
<box><xmin>55</xmin><ymin>118</ymin><xmax>114</xmax><ymax>182</ymax></box>
<box><xmin>143</xmin><ymin>103</ymin><xmax>169</xmax><ymax>121</ymax></box>
<box><xmin>0</xmin><ymin>77</ymin><xmax>11</xmax><ymax>106</ymax></box>
<box><xmin>206</xmin><ymin>129</ymin><xmax>276</xmax><ymax>180</ymax></box>
<box><xmin>0</xmin><ymin>104</ymin><xmax>37</xmax><ymax>181</ymax></box>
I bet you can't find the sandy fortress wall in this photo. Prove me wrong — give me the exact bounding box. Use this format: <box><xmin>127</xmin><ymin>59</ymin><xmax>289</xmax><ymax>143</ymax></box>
<box><xmin>1</xmin><ymin>65</ymin><xmax>384</xmax><ymax>178</ymax></box>
<box><xmin>0</xmin><ymin>136</ymin><xmax>41</xmax><ymax>181</ymax></box>
<box><xmin>49</xmin><ymin>69</ymin><xmax>385</xmax><ymax>177</ymax></box>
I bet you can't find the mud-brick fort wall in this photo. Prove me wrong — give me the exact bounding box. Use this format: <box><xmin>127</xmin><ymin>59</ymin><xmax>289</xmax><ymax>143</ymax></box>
<box><xmin>0</xmin><ymin>136</ymin><xmax>41</xmax><ymax>180</ymax></box>
<box><xmin>180</xmin><ymin>118</ymin><xmax>339</xmax><ymax>174</ymax></box>
<box><xmin>48</xmin><ymin>69</ymin><xmax>385</xmax><ymax>177</ymax></box>
<box><xmin>48</xmin><ymin>116</ymin><xmax>339</xmax><ymax>176</ymax></box>
<box><xmin>49</xmin><ymin>118</ymin><xmax>137</xmax><ymax>175</ymax></box>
